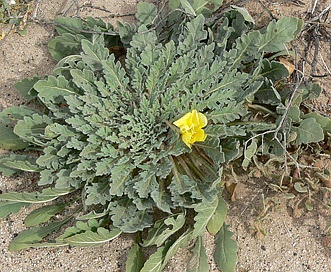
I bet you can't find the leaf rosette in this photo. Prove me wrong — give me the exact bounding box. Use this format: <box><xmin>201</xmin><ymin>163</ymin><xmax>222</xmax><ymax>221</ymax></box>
<box><xmin>0</xmin><ymin>1</ymin><xmax>324</xmax><ymax>271</ymax></box>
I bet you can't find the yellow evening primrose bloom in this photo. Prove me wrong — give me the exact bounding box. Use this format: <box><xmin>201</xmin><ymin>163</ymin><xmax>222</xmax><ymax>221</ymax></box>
<box><xmin>173</xmin><ymin>110</ymin><xmax>207</xmax><ymax>148</ymax></box>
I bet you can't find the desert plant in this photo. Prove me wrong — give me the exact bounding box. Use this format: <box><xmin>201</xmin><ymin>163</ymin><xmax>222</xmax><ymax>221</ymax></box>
<box><xmin>0</xmin><ymin>1</ymin><xmax>328</xmax><ymax>271</ymax></box>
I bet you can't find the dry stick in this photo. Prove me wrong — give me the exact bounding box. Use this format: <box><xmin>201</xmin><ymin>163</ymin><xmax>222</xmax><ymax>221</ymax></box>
<box><xmin>310</xmin><ymin>26</ymin><xmax>320</xmax><ymax>77</ymax></box>
<box><xmin>0</xmin><ymin>23</ymin><xmax>16</xmax><ymax>46</ymax></box>
<box><xmin>58</xmin><ymin>0</ymin><xmax>78</xmax><ymax>16</ymax></box>
<box><xmin>256</xmin><ymin>0</ymin><xmax>276</xmax><ymax>20</ymax></box>
<box><xmin>244</xmin><ymin>66</ymin><xmax>317</xmax><ymax>173</ymax></box>
<box><xmin>32</xmin><ymin>0</ymin><xmax>41</xmax><ymax>19</ymax></box>
<box><xmin>80</xmin><ymin>4</ymin><xmax>122</xmax><ymax>14</ymax></box>
<box><xmin>319</xmin><ymin>52</ymin><xmax>331</xmax><ymax>76</ymax></box>
<box><xmin>311</xmin><ymin>3</ymin><xmax>331</xmax><ymax>21</ymax></box>
<box><xmin>311</xmin><ymin>0</ymin><xmax>318</xmax><ymax>15</ymax></box>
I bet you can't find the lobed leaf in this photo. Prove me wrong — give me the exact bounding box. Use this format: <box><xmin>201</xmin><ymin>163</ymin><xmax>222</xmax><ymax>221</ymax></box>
<box><xmin>9</xmin><ymin>217</ymin><xmax>72</xmax><ymax>251</ymax></box>
<box><xmin>0</xmin><ymin>201</ymin><xmax>29</xmax><ymax>218</ymax></box>
<box><xmin>24</xmin><ymin>203</ymin><xmax>66</xmax><ymax>227</ymax></box>
<box><xmin>140</xmin><ymin>244</ymin><xmax>169</xmax><ymax>272</ymax></box>
<box><xmin>206</xmin><ymin>195</ymin><xmax>227</xmax><ymax>235</ymax></box>
<box><xmin>64</xmin><ymin>227</ymin><xmax>122</xmax><ymax>247</ymax></box>
<box><xmin>259</xmin><ymin>17</ymin><xmax>303</xmax><ymax>53</ymax></box>
<box><xmin>187</xmin><ymin>236</ymin><xmax>210</xmax><ymax>272</ymax></box>
<box><xmin>214</xmin><ymin>224</ymin><xmax>238</xmax><ymax>272</ymax></box>
<box><xmin>0</xmin><ymin>124</ymin><xmax>29</xmax><ymax>150</ymax></box>
<box><xmin>142</xmin><ymin>213</ymin><xmax>185</xmax><ymax>247</ymax></box>
<box><xmin>292</xmin><ymin>118</ymin><xmax>324</xmax><ymax>145</ymax></box>
<box><xmin>192</xmin><ymin>197</ymin><xmax>219</xmax><ymax>238</ymax></box>
<box><xmin>126</xmin><ymin>242</ymin><xmax>146</xmax><ymax>272</ymax></box>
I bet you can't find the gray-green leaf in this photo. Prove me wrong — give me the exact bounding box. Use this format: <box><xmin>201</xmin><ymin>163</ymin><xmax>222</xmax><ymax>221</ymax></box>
<box><xmin>142</xmin><ymin>213</ymin><xmax>185</xmax><ymax>247</ymax></box>
<box><xmin>126</xmin><ymin>242</ymin><xmax>145</xmax><ymax>272</ymax></box>
<box><xmin>180</xmin><ymin>0</ymin><xmax>197</xmax><ymax>16</ymax></box>
<box><xmin>214</xmin><ymin>224</ymin><xmax>238</xmax><ymax>272</ymax></box>
<box><xmin>292</xmin><ymin>118</ymin><xmax>324</xmax><ymax>145</ymax></box>
<box><xmin>207</xmin><ymin>195</ymin><xmax>227</xmax><ymax>235</ymax></box>
<box><xmin>24</xmin><ymin>203</ymin><xmax>66</xmax><ymax>227</ymax></box>
<box><xmin>259</xmin><ymin>17</ymin><xmax>303</xmax><ymax>53</ymax></box>
<box><xmin>0</xmin><ymin>124</ymin><xmax>29</xmax><ymax>150</ymax></box>
<box><xmin>192</xmin><ymin>198</ymin><xmax>219</xmax><ymax>238</ymax></box>
<box><xmin>0</xmin><ymin>201</ymin><xmax>29</xmax><ymax>218</ymax></box>
<box><xmin>187</xmin><ymin>236</ymin><xmax>210</xmax><ymax>272</ymax></box>
<box><xmin>64</xmin><ymin>227</ymin><xmax>122</xmax><ymax>246</ymax></box>
<box><xmin>9</xmin><ymin>217</ymin><xmax>72</xmax><ymax>251</ymax></box>
<box><xmin>242</xmin><ymin>140</ymin><xmax>257</xmax><ymax>170</ymax></box>
<box><xmin>140</xmin><ymin>245</ymin><xmax>169</xmax><ymax>272</ymax></box>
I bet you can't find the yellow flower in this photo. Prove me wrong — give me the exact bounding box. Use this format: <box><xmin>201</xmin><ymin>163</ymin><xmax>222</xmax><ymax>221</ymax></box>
<box><xmin>173</xmin><ymin>110</ymin><xmax>207</xmax><ymax>148</ymax></box>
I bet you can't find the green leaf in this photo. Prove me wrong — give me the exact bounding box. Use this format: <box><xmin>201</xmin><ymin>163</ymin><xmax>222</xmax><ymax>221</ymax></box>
<box><xmin>294</xmin><ymin>182</ymin><xmax>308</xmax><ymax>193</ymax></box>
<box><xmin>242</xmin><ymin>140</ymin><xmax>257</xmax><ymax>170</ymax></box>
<box><xmin>161</xmin><ymin>229</ymin><xmax>192</xmax><ymax>269</ymax></box>
<box><xmin>208</xmin><ymin>102</ymin><xmax>247</xmax><ymax>124</ymax></box>
<box><xmin>24</xmin><ymin>203</ymin><xmax>66</xmax><ymax>227</ymax></box>
<box><xmin>180</xmin><ymin>0</ymin><xmax>197</xmax><ymax>16</ymax></box>
<box><xmin>300</xmin><ymin>82</ymin><xmax>321</xmax><ymax>101</ymax></box>
<box><xmin>150</xmin><ymin>182</ymin><xmax>172</xmax><ymax>214</ymax></box>
<box><xmin>302</xmin><ymin>112</ymin><xmax>331</xmax><ymax>133</ymax></box>
<box><xmin>214</xmin><ymin>224</ymin><xmax>238</xmax><ymax>272</ymax></box>
<box><xmin>0</xmin><ymin>163</ymin><xmax>18</xmax><ymax>176</ymax></box>
<box><xmin>134</xmin><ymin>171</ymin><xmax>158</xmax><ymax>198</ymax></box>
<box><xmin>54</xmin><ymin>17</ymin><xmax>84</xmax><ymax>35</ymax></box>
<box><xmin>14</xmin><ymin>76</ymin><xmax>40</xmax><ymax>101</ymax></box>
<box><xmin>195</xmin><ymin>136</ymin><xmax>224</xmax><ymax>165</ymax></box>
<box><xmin>136</xmin><ymin>2</ymin><xmax>157</xmax><ymax>25</ymax></box>
<box><xmin>142</xmin><ymin>213</ymin><xmax>185</xmax><ymax>247</ymax></box>
<box><xmin>0</xmin><ymin>124</ymin><xmax>29</xmax><ymax>150</ymax></box>
<box><xmin>255</xmin><ymin>80</ymin><xmax>281</xmax><ymax>105</ymax></box>
<box><xmin>230</xmin><ymin>5</ymin><xmax>254</xmax><ymax>24</ymax></box>
<box><xmin>259</xmin><ymin>17</ymin><xmax>303</xmax><ymax>53</ymax></box>
<box><xmin>187</xmin><ymin>236</ymin><xmax>210</xmax><ymax>272</ymax></box>
<box><xmin>192</xmin><ymin>197</ymin><xmax>219</xmax><ymax>238</ymax></box>
<box><xmin>0</xmin><ymin>155</ymin><xmax>40</xmax><ymax>172</ymax></box>
<box><xmin>259</xmin><ymin>60</ymin><xmax>290</xmax><ymax>82</ymax></box>
<box><xmin>0</xmin><ymin>106</ymin><xmax>40</xmax><ymax>125</ymax></box>
<box><xmin>48</xmin><ymin>33</ymin><xmax>85</xmax><ymax>61</ymax></box>
<box><xmin>109</xmin><ymin>200</ymin><xmax>153</xmax><ymax>233</ymax></box>
<box><xmin>81</xmin><ymin>38</ymin><xmax>110</xmax><ymax>66</ymax></box>
<box><xmin>55</xmin><ymin>219</ymin><xmax>102</xmax><ymax>242</ymax></box>
<box><xmin>292</xmin><ymin>118</ymin><xmax>324</xmax><ymax>145</ymax></box>
<box><xmin>9</xmin><ymin>217</ymin><xmax>72</xmax><ymax>251</ymax></box>
<box><xmin>288</xmin><ymin>106</ymin><xmax>301</xmax><ymax>123</ymax></box>
<box><xmin>220</xmin><ymin>138</ymin><xmax>241</xmax><ymax>164</ymax></box>
<box><xmin>34</xmin><ymin>75</ymin><xmax>77</xmax><ymax>109</ymax></box>
<box><xmin>109</xmin><ymin>161</ymin><xmax>135</xmax><ymax>196</ymax></box>
<box><xmin>0</xmin><ymin>187</ymin><xmax>75</xmax><ymax>204</ymax></box>
<box><xmin>76</xmin><ymin>210</ymin><xmax>108</xmax><ymax>220</ymax></box>
<box><xmin>140</xmin><ymin>244</ymin><xmax>169</xmax><ymax>272</ymax></box>
<box><xmin>64</xmin><ymin>227</ymin><xmax>122</xmax><ymax>247</ymax></box>
<box><xmin>0</xmin><ymin>201</ymin><xmax>29</xmax><ymax>218</ymax></box>
<box><xmin>13</xmin><ymin>114</ymin><xmax>53</xmax><ymax>146</ymax></box>
<box><xmin>126</xmin><ymin>242</ymin><xmax>145</xmax><ymax>272</ymax></box>
<box><xmin>207</xmin><ymin>195</ymin><xmax>227</xmax><ymax>235</ymax></box>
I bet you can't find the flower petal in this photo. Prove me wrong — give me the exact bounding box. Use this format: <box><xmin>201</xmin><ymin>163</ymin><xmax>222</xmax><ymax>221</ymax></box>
<box><xmin>182</xmin><ymin>133</ymin><xmax>192</xmax><ymax>148</ymax></box>
<box><xmin>173</xmin><ymin>112</ymin><xmax>192</xmax><ymax>128</ymax></box>
<box><xmin>192</xmin><ymin>128</ymin><xmax>207</xmax><ymax>142</ymax></box>
<box><xmin>198</xmin><ymin>112</ymin><xmax>208</xmax><ymax>127</ymax></box>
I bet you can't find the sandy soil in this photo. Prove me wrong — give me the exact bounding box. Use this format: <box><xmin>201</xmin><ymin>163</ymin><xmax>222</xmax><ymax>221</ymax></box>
<box><xmin>0</xmin><ymin>0</ymin><xmax>330</xmax><ymax>271</ymax></box>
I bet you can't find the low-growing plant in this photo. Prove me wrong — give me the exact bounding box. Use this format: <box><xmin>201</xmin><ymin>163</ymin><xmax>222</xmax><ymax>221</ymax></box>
<box><xmin>0</xmin><ymin>1</ymin><xmax>330</xmax><ymax>271</ymax></box>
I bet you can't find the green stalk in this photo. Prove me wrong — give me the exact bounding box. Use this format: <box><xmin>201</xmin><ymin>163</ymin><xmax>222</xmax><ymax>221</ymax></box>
<box><xmin>190</xmin><ymin>150</ymin><xmax>218</xmax><ymax>180</ymax></box>
<box><xmin>182</xmin><ymin>154</ymin><xmax>205</xmax><ymax>181</ymax></box>
<box><xmin>176</xmin><ymin>155</ymin><xmax>199</xmax><ymax>181</ymax></box>
<box><xmin>247</xmin><ymin>104</ymin><xmax>278</xmax><ymax>117</ymax></box>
